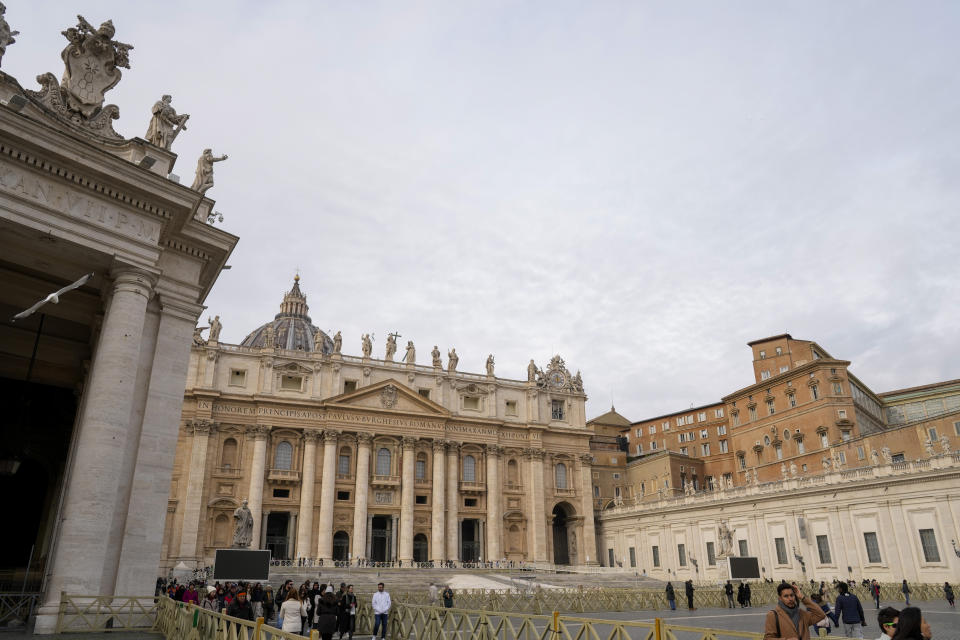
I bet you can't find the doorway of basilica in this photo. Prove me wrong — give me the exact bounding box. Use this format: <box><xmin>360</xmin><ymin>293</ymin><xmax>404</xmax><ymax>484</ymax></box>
<box><xmin>552</xmin><ymin>504</ymin><xmax>570</xmax><ymax>565</ymax></box>
<box><xmin>370</xmin><ymin>515</ymin><xmax>392</xmax><ymax>562</ymax></box>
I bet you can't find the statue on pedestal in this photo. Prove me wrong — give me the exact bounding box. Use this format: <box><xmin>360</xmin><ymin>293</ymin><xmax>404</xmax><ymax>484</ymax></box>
<box><xmin>870</xmin><ymin>449</ymin><xmax>880</xmax><ymax>466</ymax></box>
<box><xmin>384</xmin><ymin>333</ymin><xmax>398</xmax><ymax>361</ymax></box>
<box><xmin>924</xmin><ymin>438</ymin><xmax>936</xmax><ymax>457</ymax></box>
<box><xmin>881</xmin><ymin>446</ymin><xmax>892</xmax><ymax>464</ymax></box>
<box><xmin>940</xmin><ymin>435</ymin><xmax>951</xmax><ymax>454</ymax></box>
<box><xmin>431</xmin><ymin>345</ymin><xmax>442</xmax><ymax>368</ymax></box>
<box><xmin>262</xmin><ymin>323</ymin><xmax>274</xmax><ymax>348</ymax></box>
<box><xmin>145</xmin><ymin>94</ymin><xmax>188</xmax><ymax>149</ymax></box>
<box><xmin>232</xmin><ymin>499</ymin><xmax>253</xmax><ymax>548</ymax></box>
<box><xmin>780</xmin><ymin>463</ymin><xmax>788</xmax><ymax>478</ymax></box>
<box><xmin>404</xmin><ymin>341</ymin><xmax>416</xmax><ymax>364</ymax></box>
<box><xmin>332</xmin><ymin>331</ymin><xmax>342</xmax><ymax>354</ymax></box>
<box><xmin>527</xmin><ymin>359</ymin><xmax>539</xmax><ymax>382</ymax></box>
<box><xmin>447</xmin><ymin>348</ymin><xmax>458</xmax><ymax>372</ymax></box>
<box><xmin>208</xmin><ymin>315</ymin><xmax>222</xmax><ymax>342</ymax></box>
<box><xmin>0</xmin><ymin>3</ymin><xmax>18</xmax><ymax>67</ymax></box>
<box><xmin>192</xmin><ymin>324</ymin><xmax>208</xmax><ymax>346</ymax></box>
<box><xmin>486</xmin><ymin>354</ymin><xmax>495</xmax><ymax>376</ymax></box>
<box><xmin>361</xmin><ymin>334</ymin><xmax>372</xmax><ymax>357</ymax></box>
<box><xmin>789</xmin><ymin>461</ymin><xmax>798</xmax><ymax>477</ymax></box>
<box><xmin>717</xmin><ymin>521</ymin><xmax>734</xmax><ymax>556</ymax></box>
<box><xmin>191</xmin><ymin>148</ymin><xmax>228</xmax><ymax>195</ymax></box>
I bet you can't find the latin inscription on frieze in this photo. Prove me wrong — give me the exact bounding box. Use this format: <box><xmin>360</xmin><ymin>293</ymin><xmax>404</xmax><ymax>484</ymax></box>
<box><xmin>0</xmin><ymin>160</ymin><xmax>161</xmax><ymax>243</ymax></box>
<box><xmin>374</xmin><ymin>491</ymin><xmax>393</xmax><ymax>504</ymax></box>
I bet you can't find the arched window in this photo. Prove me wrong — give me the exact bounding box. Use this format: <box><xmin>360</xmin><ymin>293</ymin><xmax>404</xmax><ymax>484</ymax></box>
<box><xmin>213</xmin><ymin>514</ymin><xmax>230</xmax><ymax>546</ymax></box>
<box><xmin>415</xmin><ymin>452</ymin><xmax>427</xmax><ymax>481</ymax></box>
<box><xmin>463</xmin><ymin>455</ymin><xmax>476</xmax><ymax>482</ymax></box>
<box><xmin>783</xmin><ymin>429</ymin><xmax>790</xmax><ymax>441</ymax></box>
<box><xmin>274</xmin><ymin>441</ymin><xmax>293</xmax><ymax>470</ymax></box>
<box><xmin>338</xmin><ymin>447</ymin><xmax>352</xmax><ymax>476</ymax></box>
<box><xmin>507</xmin><ymin>459</ymin><xmax>519</xmax><ymax>486</ymax></box>
<box><xmin>221</xmin><ymin>438</ymin><xmax>238</xmax><ymax>469</ymax></box>
<box><xmin>376</xmin><ymin>447</ymin><xmax>391</xmax><ymax>476</ymax></box>
<box><xmin>555</xmin><ymin>463</ymin><xmax>567</xmax><ymax>489</ymax></box>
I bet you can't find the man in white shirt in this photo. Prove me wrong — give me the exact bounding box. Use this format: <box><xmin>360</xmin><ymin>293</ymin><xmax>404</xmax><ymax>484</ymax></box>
<box><xmin>371</xmin><ymin>582</ymin><xmax>391</xmax><ymax>640</ymax></box>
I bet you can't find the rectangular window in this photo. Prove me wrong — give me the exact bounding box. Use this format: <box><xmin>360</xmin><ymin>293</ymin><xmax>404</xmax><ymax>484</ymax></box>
<box><xmin>608</xmin><ymin>549</ymin><xmax>615</xmax><ymax>566</ymax></box>
<box><xmin>613</xmin><ymin>472</ymin><xmax>620</xmax><ymax>479</ymax></box>
<box><xmin>776</xmin><ymin>347</ymin><xmax>783</xmax><ymax>355</ymax></box>
<box><xmin>229</xmin><ymin>369</ymin><xmax>247</xmax><ymax>386</ymax></box>
<box><xmin>789</xmin><ymin>394</ymin><xmax>797</xmax><ymax>408</ymax></box>
<box><xmin>551</xmin><ymin>399</ymin><xmax>565</xmax><ymax>420</ymax></box>
<box><xmin>717</xmin><ymin>425</ymin><xmax>727</xmax><ymax>436</ymax></box>
<box><xmin>698</xmin><ymin>412</ymin><xmax>707</xmax><ymax>422</ymax></box>
<box><xmin>273</xmin><ymin>488</ymin><xmax>290</xmax><ymax>498</ymax></box>
<box><xmin>614</xmin><ymin>486</ymin><xmax>621</xmax><ymax>497</ymax></box>
<box><xmin>700</xmin><ymin>429</ymin><xmax>708</xmax><ymax>439</ymax></box>
<box><xmin>415</xmin><ymin>494</ymin><xmax>427</xmax><ymax>505</ymax></box>
<box><xmin>505</xmin><ymin>400</ymin><xmax>518</xmax><ymax>416</ymax></box>
<box><xmin>837</xmin><ymin>451</ymin><xmax>846</xmax><ymax>463</ymax></box>
<box><xmin>715</xmin><ymin>408</ymin><xmax>725</xmax><ymax>418</ymax></box>
<box><xmin>833</xmin><ymin>382</ymin><xmax>843</xmax><ymax>395</ymax></box>
<box><xmin>280</xmin><ymin>375</ymin><xmax>302</xmax><ymax>390</ymax></box>
<box><xmin>338</xmin><ymin>454</ymin><xmax>350</xmax><ymax>475</ymax></box>
<box><xmin>629</xmin><ymin>547</ymin><xmax>637</xmax><ymax>568</ymax></box>
<box><xmin>593</xmin><ymin>485</ymin><xmax>600</xmax><ymax>497</ymax></box>
<box><xmin>863</xmin><ymin>532</ymin><xmax>882</xmax><ymax>563</ymax></box>
<box><xmin>797</xmin><ymin>440</ymin><xmax>805</xmax><ymax>454</ymax></box>
<box><xmin>649</xmin><ymin>425</ymin><xmax>657</xmax><ymax>434</ymax></box>
<box><xmin>336</xmin><ymin>490</ymin><xmax>350</xmax><ymax>501</ymax></box>
<box><xmin>415</xmin><ymin>459</ymin><xmax>426</xmax><ymax>480</ymax></box>
<box><xmin>663</xmin><ymin>421</ymin><xmax>670</xmax><ymax>431</ymax></box>
<box><xmin>767</xmin><ymin>400</ymin><xmax>776</xmax><ymax>415</ymax></box>
<box><xmin>701</xmin><ymin>443</ymin><xmax>711</xmax><ymax>456</ymax></box>
<box><xmin>719</xmin><ymin>439</ymin><xmax>729</xmax><ymax>453</ymax></box>
<box><xmin>927</xmin><ymin>427</ymin><xmax>938</xmax><ymax>441</ymax></box>
<box><xmin>749</xmin><ymin>406</ymin><xmax>757</xmax><ymax>421</ymax></box>
<box><xmin>775</xmin><ymin>445</ymin><xmax>783</xmax><ymax>460</ymax></box>
<box><xmin>780</xmin><ymin>365</ymin><xmax>789</xmax><ymax>374</ymax></box>
<box><xmin>650</xmin><ymin>441</ymin><xmax>658</xmax><ymax>451</ymax></box>
<box><xmin>837</xmin><ymin>409</ymin><xmax>847</xmax><ymax>419</ymax></box>
<box><xmin>418</xmin><ymin>388</ymin><xmax>431</xmax><ymax>399</ymax></box>
<box><xmin>811</xmin><ymin>385</ymin><xmax>820</xmax><ymax>400</ymax></box>
<box><xmin>636</xmin><ymin>428</ymin><xmax>643</xmax><ymax>437</ymax></box>
<box><xmin>738</xmin><ymin>539</ymin><xmax>748</xmax><ymax>556</ymax></box>
<box><xmin>677</xmin><ymin>543</ymin><xmax>686</xmax><ymax>566</ymax></box>
<box><xmin>857</xmin><ymin>446</ymin><xmax>865</xmax><ymax>460</ymax></box>
<box><xmin>919</xmin><ymin>529</ymin><xmax>941</xmax><ymax>562</ymax></box>
<box><xmin>955</xmin><ymin>421</ymin><xmax>960</xmax><ymax>436</ymax></box>
<box><xmin>761</xmin><ymin>370</ymin><xmax>771</xmax><ymax>380</ymax></box>
<box><xmin>343</xmin><ymin>379</ymin><xmax>358</xmax><ymax>393</ymax></box>
<box><xmin>652</xmin><ymin>546</ymin><xmax>660</xmax><ymax>567</ymax></box>
<box><xmin>733</xmin><ymin>412</ymin><xmax>740</xmax><ymax>426</ymax></box>
<box><xmin>841</xmin><ymin>431</ymin><xmax>851</xmax><ymax>442</ymax></box>
<box><xmin>816</xmin><ymin>535</ymin><xmax>832</xmax><ymax>563</ymax></box>
<box><xmin>892</xmin><ymin>453</ymin><xmax>905</xmax><ymax>463</ymax></box>
<box><xmin>738</xmin><ymin>455</ymin><xmax>746</xmax><ymax>470</ymax></box>
<box><xmin>775</xmin><ymin>537</ymin><xmax>788</xmax><ymax>564</ymax></box>
<box><xmin>464</xmin><ymin>498</ymin><xmax>477</xmax><ymax>507</ymax></box>
<box><xmin>680</xmin><ymin>447</ymin><xmax>688</xmax><ymax>456</ymax></box>
<box><xmin>464</xmin><ymin>396</ymin><xmax>481</xmax><ymax>411</ymax></box>
<box><xmin>820</xmin><ymin>433</ymin><xmax>829</xmax><ymax>448</ymax></box>
<box><xmin>636</xmin><ymin>443</ymin><xmax>643</xmax><ymax>454</ymax></box>
<box><xmin>759</xmin><ymin>350</ymin><xmax>766</xmax><ymax>359</ymax></box>
<box><xmin>706</xmin><ymin>541</ymin><xmax>716</xmax><ymax>566</ymax></box>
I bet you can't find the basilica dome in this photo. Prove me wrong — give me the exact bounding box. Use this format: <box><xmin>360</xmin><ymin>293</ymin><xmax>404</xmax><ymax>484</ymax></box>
<box><xmin>240</xmin><ymin>276</ymin><xmax>334</xmax><ymax>354</ymax></box>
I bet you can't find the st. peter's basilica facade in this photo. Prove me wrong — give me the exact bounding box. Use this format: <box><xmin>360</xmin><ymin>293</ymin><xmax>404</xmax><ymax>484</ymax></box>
<box><xmin>162</xmin><ymin>277</ymin><xmax>596</xmax><ymax>570</ymax></box>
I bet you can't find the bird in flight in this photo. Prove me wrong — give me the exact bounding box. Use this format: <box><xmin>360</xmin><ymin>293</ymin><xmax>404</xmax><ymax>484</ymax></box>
<box><xmin>11</xmin><ymin>272</ymin><xmax>95</xmax><ymax>322</ymax></box>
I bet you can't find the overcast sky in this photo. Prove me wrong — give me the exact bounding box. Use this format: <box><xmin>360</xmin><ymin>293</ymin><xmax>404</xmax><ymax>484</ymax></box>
<box><xmin>7</xmin><ymin>2</ymin><xmax>959</xmax><ymax>421</ymax></box>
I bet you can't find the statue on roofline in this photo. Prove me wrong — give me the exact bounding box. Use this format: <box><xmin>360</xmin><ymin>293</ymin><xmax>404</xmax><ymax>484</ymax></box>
<box><xmin>191</xmin><ymin>148</ymin><xmax>228</xmax><ymax>195</ymax></box>
<box><xmin>145</xmin><ymin>94</ymin><xmax>188</xmax><ymax>149</ymax></box>
<box><xmin>0</xmin><ymin>3</ymin><xmax>18</xmax><ymax>67</ymax></box>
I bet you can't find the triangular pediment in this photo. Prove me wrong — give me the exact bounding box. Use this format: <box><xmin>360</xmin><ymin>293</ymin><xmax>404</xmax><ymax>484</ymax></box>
<box><xmin>273</xmin><ymin>360</ymin><xmax>313</xmax><ymax>375</ymax></box>
<box><xmin>324</xmin><ymin>378</ymin><xmax>449</xmax><ymax>416</ymax></box>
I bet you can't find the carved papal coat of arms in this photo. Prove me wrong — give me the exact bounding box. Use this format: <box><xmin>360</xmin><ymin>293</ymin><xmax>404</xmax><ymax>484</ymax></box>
<box><xmin>379</xmin><ymin>384</ymin><xmax>398</xmax><ymax>409</ymax></box>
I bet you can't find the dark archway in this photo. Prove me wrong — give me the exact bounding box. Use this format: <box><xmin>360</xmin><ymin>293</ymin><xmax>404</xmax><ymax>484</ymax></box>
<box><xmin>552</xmin><ymin>503</ymin><xmax>573</xmax><ymax>565</ymax></box>
<box><xmin>333</xmin><ymin>531</ymin><xmax>349</xmax><ymax>562</ymax></box>
<box><xmin>413</xmin><ymin>533</ymin><xmax>428</xmax><ymax>563</ymax></box>
<box><xmin>371</xmin><ymin>515</ymin><xmax>392</xmax><ymax>562</ymax></box>
<box><xmin>461</xmin><ymin>519</ymin><xmax>480</xmax><ymax>562</ymax></box>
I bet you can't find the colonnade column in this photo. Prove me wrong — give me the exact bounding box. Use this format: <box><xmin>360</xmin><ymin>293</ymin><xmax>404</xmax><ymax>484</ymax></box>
<box><xmin>430</xmin><ymin>440</ymin><xmax>446</xmax><ymax>564</ymax></box>
<box><xmin>398</xmin><ymin>436</ymin><xmax>416</xmax><ymax>563</ymax></box>
<box><xmin>485</xmin><ymin>445</ymin><xmax>502</xmax><ymax>562</ymax></box>
<box><xmin>247</xmin><ymin>425</ymin><xmax>272</xmax><ymax>549</ymax></box>
<box><xmin>351</xmin><ymin>433</ymin><xmax>373</xmax><ymax>563</ymax></box>
<box><xmin>446</xmin><ymin>442</ymin><xmax>461</xmax><ymax>562</ymax></box>
<box><xmin>526</xmin><ymin>448</ymin><xmax>547</xmax><ymax>562</ymax></box>
<box><xmin>295</xmin><ymin>429</ymin><xmax>321</xmax><ymax>558</ymax></box>
<box><xmin>579</xmin><ymin>454</ymin><xmax>598</xmax><ymax>565</ymax></box>
<box><xmin>316</xmin><ymin>429</ymin><xmax>338</xmax><ymax>561</ymax></box>
<box><xmin>177</xmin><ymin>420</ymin><xmax>215</xmax><ymax>561</ymax></box>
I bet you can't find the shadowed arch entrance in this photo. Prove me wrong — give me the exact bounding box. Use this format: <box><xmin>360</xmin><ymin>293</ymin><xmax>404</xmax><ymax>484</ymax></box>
<box><xmin>552</xmin><ymin>502</ymin><xmax>576</xmax><ymax>565</ymax></box>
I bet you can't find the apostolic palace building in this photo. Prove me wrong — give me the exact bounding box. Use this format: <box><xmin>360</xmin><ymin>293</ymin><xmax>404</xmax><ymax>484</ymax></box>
<box><xmin>162</xmin><ymin>277</ymin><xmax>596</xmax><ymax>570</ymax></box>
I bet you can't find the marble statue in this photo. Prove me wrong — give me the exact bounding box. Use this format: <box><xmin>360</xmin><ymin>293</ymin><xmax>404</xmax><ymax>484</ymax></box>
<box><xmin>486</xmin><ymin>354</ymin><xmax>495</xmax><ymax>376</ymax></box>
<box><xmin>262</xmin><ymin>323</ymin><xmax>274</xmax><ymax>348</ymax></box>
<box><xmin>384</xmin><ymin>333</ymin><xmax>398</xmax><ymax>361</ymax></box>
<box><xmin>881</xmin><ymin>446</ymin><xmax>892</xmax><ymax>464</ymax></box>
<box><xmin>404</xmin><ymin>341</ymin><xmax>416</xmax><ymax>364</ymax></box>
<box><xmin>940</xmin><ymin>435</ymin><xmax>951</xmax><ymax>454</ymax></box>
<box><xmin>0</xmin><ymin>3</ymin><xmax>18</xmax><ymax>67</ymax></box>
<box><xmin>232</xmin><ymin>499</ymin><xmax>253</xmax><ymax>548</ymax></box>
<box><xmin>789</xmin><ymin>461</ymin><xmax>798</xmax><ymax>477</ymax></box>
<box><xmin>752</xmin><ymin>468</ymin><xmax>758</xmax><ymax>483</ymax></box>
<box><xmin>332</xmin><ymin>331</ymin><xmax>342</xmax><ymax>354</ymax></box>
<box><xmin>717</xmin><ymin>521</ymin><xmax>734</xmax><ymax>556</ymax></box>
<box><xmin>569</xmin><ymin>531</ymin><xmax>577</xmax><ymax>557</ymax></box>
<box><xmin>527</xmin><ymin>359</ymin><xmax>538</xmax><ymax>382</ymax></box>
<box><xmin>192</xmin><ymin>324</ymin><xmax>208</xmax><ymax>346</ymax></box>
<box><xmin>572</xmin><ymin>370</ymin><xmax>583</xmax><ymax>392</ymax></box>
<box><xmin>781</xmin><ymin>463</ymin><xmax>788</xmax><ymax>478</ymax></box>
<box><xmin>145</xmin><ymin>95</ymin><xmax>188</xmax><ymax>150</ymax></box>
<box><xmin>58</xmin><ymin>16</ymin><xmax>133</xmax><ymax>118</ymax></box>
<box><xmin>924</xmin><ymin>438</ymin><xmax>936</xmax><ymax>457</ymax></box>
<box><xmin>431</xmin><ymin>345</ymin><xmax>442</xmax><ymax>368</ymax></box>
<box><xmin>745</xmin><ymin>470</ymin><xmax>753</xmax><ymax>485</ymax></box>
<box><xmin>361</xmin><ymin>334</ymin><xmax>372</xmax><ymax>357</ymax></box>
<box><xmin>447</xmin><ymin>348</ymin><xmax>458</xmax><ymax>372</ymax></box>
<box><xmin>831</xmin><ymin>455</ymin><xmax>841</xmax><ymax>471</ymax></box>
<box><xmin>821</xmin><ymin>456</ymin><xmax>831</xmax><ymax>470</ymax></box>
<box><xmin>191</xmin><ymin>148</ymin><xmax>228</xmax><ymax>195</ymax></box>
<box><xmin>208</xmin><ymin>315</ymin><xmax>222</xmax><ymax>342</ymax></box>
<box><xmin>871</xmin><ymin>449</ymin><xmax>880</xmax><ymax>466</ymax></box>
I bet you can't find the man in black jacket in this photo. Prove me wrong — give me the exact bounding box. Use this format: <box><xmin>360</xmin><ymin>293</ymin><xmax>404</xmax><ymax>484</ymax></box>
<box><xmin>685</xmin><ymin>580</ymin><xmax>696</xmax><ymax>611</ymax></box>
<box><xmin>725</xmin><ymin>581</ymin><xmax>735</xmax><ymax>608</ymax></box>
<box><xmin>227</xmin><ymin>591</ymin><xmax>255</xmax><ymax>621</ymax></box>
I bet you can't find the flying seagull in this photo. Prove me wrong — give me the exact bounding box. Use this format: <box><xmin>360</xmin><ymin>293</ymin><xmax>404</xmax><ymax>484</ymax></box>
<box><xmin>11</xmin><ymin>272</ymin><xmax>95</xmax><ymax>322</ymax></box>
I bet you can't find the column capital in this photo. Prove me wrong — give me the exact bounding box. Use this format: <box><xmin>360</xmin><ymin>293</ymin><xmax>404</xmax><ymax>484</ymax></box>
<box><xmin>356</xmin><ymin>432</ymin><xmax>374</xmax><ymax>447</ymax></box>
<box><xmin>249</xmin><ymin>425</ymin><xmax>271</xmax><ymax>440</ymax></box>
<box><xmin>401</xmin><ymin>436</ymin><xmax>417</xmax><ymax>449</ymax></box>
<box><xmin>525</xmin><ymin>448</ymin><xmax>545</xmax><ymax>460</ymax></box>
<box><xmin>322</xmin><ymin>429</ymin><xmax>340</xmax><ymax>443</ymax></box>
<box><xmin>154</xmin><ymin>292</ymin><xmax>204</xmax><ymax>324</ymax></box>
<box><xmin>578</xmin><ymin>453</ymin><xmax>594</xmax><ymax>466</ymax></box>
<box><xmin>446</xmin><ymin>440</ymin><xmax>462</xmax><ymax>453</ymax></box>
<box><xmin>486</xmin><ymin>444</ymin><xmax>502</xmax><ymax>457</ymax></box>
<box><xmin>432</xmin><ymin>439</ymin><xmax>448</xmax><ymax>454</ymax></box>
<box><xmin>303</xmin><ymin>429</ymin><xmax>322</xmax><ymax>443</ymax></box>
<box><xmin>108</xmin><ymin>263</ymin><xmax>157</xmax><ymax>300</ymax></box>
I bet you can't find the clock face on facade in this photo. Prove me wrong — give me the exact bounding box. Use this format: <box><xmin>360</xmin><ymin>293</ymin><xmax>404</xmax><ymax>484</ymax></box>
<box><xmin>548</xmin><ymin>371</ymin><xmax>567</xmax><ymax>387</ymax></box>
